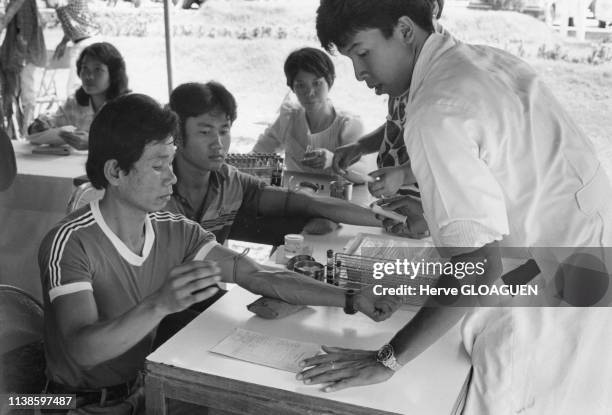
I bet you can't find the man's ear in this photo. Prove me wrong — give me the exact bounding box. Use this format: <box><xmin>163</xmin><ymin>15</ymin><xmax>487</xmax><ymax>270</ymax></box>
<box><xmin>432</xmin><ymin>1</ymin><xmax>440</xmax><ymax>19</ymax></box>
<box><xmin>104</xmin><ymin>159</ymin><xmax>123</xmax><ymax>186</ymax></box>
<box><xmin>396</xmin><ymin>16</ymin><xmax>417</xmax><ymax>44</ymax></box>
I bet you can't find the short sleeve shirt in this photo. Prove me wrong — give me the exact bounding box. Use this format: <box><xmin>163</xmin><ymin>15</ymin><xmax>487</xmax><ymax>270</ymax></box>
<box><xmin>39</xmin><ymin>200</ymin><xmax>217</xmax><ymax>388</ymax></box>
<box><xmin>252</xmin><ymin>100</ymin><xmax>364</xmax><ymax>175</ymax></box>
<box><xmin>165</xmin><ymin>164</ymin><xmax>267</xmax><ymax>244</ymax></box>
<box><xmin>404</xmin><ymin>32</ymin><xmax>612</xmax><ymax>250</ymax></box>
<box><xmin>38</xmin><ymin>96</ymin><xmax>95</xmax><ymax>132</ymax></box>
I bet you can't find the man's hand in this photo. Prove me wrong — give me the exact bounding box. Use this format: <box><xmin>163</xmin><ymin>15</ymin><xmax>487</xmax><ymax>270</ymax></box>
<box><xmin>376</xmin><ymin>195</ymin><xmax>430</xmax><ymax>239</ymax></box>
<box><xmin>59</xmin><ymin>130</ymin><xmax>89</xmax><ymax>150</ymax></box>
<box><xmin>355</xmin><ymin>287</ymin><xmax>402</xmax><ymax>321</ymax></box>
<box><xmin>297</xmin><ymin>345</ymin><xmax>394</xmax><ymax>392</ymax></box>
<box><xmin>332</xmin><ymin>142</ymin><xmax>363</xmax><ymax>175</ymax></box>
<box><xmin>53</xmin><ymin>40</ymin><xmax>68</xmax><ymax>60</ymax></box>
<box><xmin>368</xmin><ymin>166</ymin><xmax>416</xmax><ymax>198</ymax></box>
<box><xmin>150</xmin><ymin>261</ymin><xmax>221</xmax><ymax>315</ymax></box>
<box><xmin>301</xmin><ymin>148</ymin><xmax>333</xmax><ymax>169</ymax></box>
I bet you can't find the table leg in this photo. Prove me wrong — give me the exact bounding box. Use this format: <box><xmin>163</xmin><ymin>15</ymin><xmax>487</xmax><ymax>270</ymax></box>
<box><xmin>145</xmin><ymin>374</ymin><xmax>167</xmax><ymax>415</ymax></box>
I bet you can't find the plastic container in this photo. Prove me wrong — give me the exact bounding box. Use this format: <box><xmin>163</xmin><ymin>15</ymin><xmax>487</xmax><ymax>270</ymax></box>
<box><xmin>284</xmin><ymin>234</ymin><xmax>304</xmax><ymax>259</ymax></box>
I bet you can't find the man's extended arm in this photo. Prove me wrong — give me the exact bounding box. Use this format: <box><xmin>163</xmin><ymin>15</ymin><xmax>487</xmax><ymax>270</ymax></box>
<box><xmin>332</xmin><ymin>124</ymin><xmax>385</xmax><ymax>174</ymax></box>
<box><xmin>390</xmin><ymin>242</ymin><xmax>502</xmax><ymax>364</ymax></box>
<box><xmin>257</xmin><ymin>186</ymin><xmax>382</xmax><ymax>227</ymax></box>
<box><xmin>298</xmin><ymin>242</ymin><xmax>503</xmax><ymax>391</ymax></box>
<box><xmin>206</xmin><ymin>244</ymin><xmax>400</xmax><ymax>321</ymax></box>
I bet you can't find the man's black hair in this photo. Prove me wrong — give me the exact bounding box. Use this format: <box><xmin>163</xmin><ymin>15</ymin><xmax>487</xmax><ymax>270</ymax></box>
<box><xmin>316</xmin><ymin>0</ymin><xmax>435</xmax><ymax>53</ymax></box>
<box><xmin>86</xmin><ymin>94</ymin><xmax>178</xmax><ymax>189</ymax></box>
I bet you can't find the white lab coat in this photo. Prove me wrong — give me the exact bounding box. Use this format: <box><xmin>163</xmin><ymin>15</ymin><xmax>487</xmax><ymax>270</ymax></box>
<box><xmin>404</xmin><ymin>32</ymin><xmax>612</xmax><ymax>414</ymax></box>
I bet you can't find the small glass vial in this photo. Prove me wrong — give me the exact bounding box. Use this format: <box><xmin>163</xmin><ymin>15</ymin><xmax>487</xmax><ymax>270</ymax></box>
<box><xmin>270</xmin><ymin>160</ymin><xmax>283</xmax><ymax>186</ymax></box>
<box><xmin>326</xmin><ymin>249</ymin><xmax>334</xmax><ymax>284</ymax></box>
<box><xmin>334</xmin><ymin>259</ymin><xmax>342</xmax><ymax>286</ymax></box>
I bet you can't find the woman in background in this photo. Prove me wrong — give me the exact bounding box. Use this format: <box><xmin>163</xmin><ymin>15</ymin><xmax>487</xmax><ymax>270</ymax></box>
<box><xmin>29</xmin><ymin>42</ymin><xmax>129</xmax><ymax>150</ymax></box>
<box><xmin>251</xmin><ymin>47</ymin><xmax>369</xmax><ymax>183</ymax></box>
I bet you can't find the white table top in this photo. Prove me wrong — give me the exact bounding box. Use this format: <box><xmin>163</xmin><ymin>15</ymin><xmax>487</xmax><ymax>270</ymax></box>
<box><xmin>13</xmin><ymin>141</ymin><xmax>87</xmax><ymax>179</ymax></box>
<box><xmin>147</xmin><ymin>286</ymin><xmax>471</xmax><ymax>415</ymax></box>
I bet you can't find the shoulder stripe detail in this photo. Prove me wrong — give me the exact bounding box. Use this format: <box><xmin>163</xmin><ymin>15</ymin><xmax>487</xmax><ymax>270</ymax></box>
<box><xmin>49</xmin><ymin>281</ymin><xmax>93</xmax><ymax>302</ymax></box>
<box><xmin>199</xmin><ymin>213</ymin><xmax>237</xmax><ymax>229</ymax></box>
<box><xmin>149</xmin><ymin>211</ymin><xmax>201</xmax><ymax>227</ymax></box>
<box><xmin>194</xmin><ymin>241</ymin><xmax>220</xmax><ymax>261</ymax></box>
<box><xmin>48</xmin><ymin>211</ymin><xmax>97</xmax><ymax>289</ymax></box>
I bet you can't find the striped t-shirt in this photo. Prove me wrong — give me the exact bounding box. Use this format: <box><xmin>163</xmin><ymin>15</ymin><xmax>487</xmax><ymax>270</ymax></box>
<box><xmin>38</xmin><ymin>200</ymin><xmax>216</xmax><ymax>388</ymax></box>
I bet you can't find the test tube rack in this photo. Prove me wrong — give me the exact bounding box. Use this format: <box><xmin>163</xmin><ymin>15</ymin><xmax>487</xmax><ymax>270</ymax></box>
<box><xmin>333</xmin><ymin>252</ymin><xmax>440</xmax><ymax>307</ymax></box>
<box><xmin>225</xmin><ymin>153</ymin><xmax>284</xmax><ymax>182</ymax></box>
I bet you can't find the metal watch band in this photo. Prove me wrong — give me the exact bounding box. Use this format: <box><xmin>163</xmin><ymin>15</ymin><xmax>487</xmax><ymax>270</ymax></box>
<box><xmin>377</xmin><ymin>343</ymin><xmax>403</xmax><ymax>372</ymax></box>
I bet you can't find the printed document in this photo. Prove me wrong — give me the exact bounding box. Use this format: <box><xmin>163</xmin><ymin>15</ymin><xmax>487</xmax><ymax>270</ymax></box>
<box><xmin>210</xmin><ymin>328</ymin><xmax>321</xmax><ymax>372</ymax></box>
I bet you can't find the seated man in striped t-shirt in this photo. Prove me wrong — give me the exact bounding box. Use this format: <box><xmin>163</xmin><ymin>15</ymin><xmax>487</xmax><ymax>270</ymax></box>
<box><xmin>164</xmin><ymin>81</ymin><xmax>389</xmax><ymax>246</ymax></box>
<box><xmin>38</xmin><ymin>94</ymin><xmax>399</xmax><ymax>414</ymax></box>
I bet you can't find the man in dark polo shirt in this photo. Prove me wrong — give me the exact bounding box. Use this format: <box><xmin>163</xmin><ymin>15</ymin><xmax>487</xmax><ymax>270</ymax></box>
<box><xmin>165</xmin><ymin>81</ymin><xmax>386</xmax><ymax>246</ymax></box>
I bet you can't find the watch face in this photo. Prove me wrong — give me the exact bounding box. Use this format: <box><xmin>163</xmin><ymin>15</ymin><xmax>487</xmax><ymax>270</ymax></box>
<box><xmin>377</xmin><ymin>344</ymin><xmax>393</xmax><ymax>362</ymax></box>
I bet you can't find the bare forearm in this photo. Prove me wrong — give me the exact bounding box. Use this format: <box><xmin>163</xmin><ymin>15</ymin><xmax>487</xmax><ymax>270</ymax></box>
<box><xmin>67</xmin><ymin>298</ymin><xmax>165</xmax><ymax>367</ymax></box>
<box><xmin>258</xmin><ymin>187</ymin><xmax>381</xmax><ymax>227</ymax></box>
<box><xmin>343</xmin><ymin>157</ymin><xmax>372</xmax><ymax>183</ymax></box>
<box><xmin>303</xmin><ymin>194</ymin><xmax>381</xmax><ymax>227</ymax></box>
<box><xmin>357</xmin><ymin>124</ymin><xmax>385</xmax><ymax>154</ymax></box>
<box><xmin>390</xmin><ymin>243</ymin><xmax>502</xmax><ymax>365</ymax></box>
<box><xmin>238</xmin><ymin>266</ymin><xmax>346</xmax><ymax>307</ymax></box>
<box><xmin>207</xmin><ymin>244</ymin><xmax>346</xmax><ymax>306</ymax></box>
<box><xmin>390</xmin><ymin>305</ymin><xmax>469</xmax><ymax>365</ymax></box>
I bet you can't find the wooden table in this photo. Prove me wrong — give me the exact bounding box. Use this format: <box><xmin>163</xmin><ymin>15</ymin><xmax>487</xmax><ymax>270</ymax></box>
<box><xmin>0</xmin><ymin>141</ymin><xmax>87</xmax><ymax>300</ymax></box>
<box><xmin>145</xmin><ymin>285</ymin><xmax>471</xmax><ymax>415</ymax></box>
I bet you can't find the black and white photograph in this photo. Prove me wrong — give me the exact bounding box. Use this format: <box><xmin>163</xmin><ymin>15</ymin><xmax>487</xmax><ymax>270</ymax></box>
<box><xmin>1</xmin><ymin>0</ymin><xmax>611</xmax><ymax>414</ymax></box>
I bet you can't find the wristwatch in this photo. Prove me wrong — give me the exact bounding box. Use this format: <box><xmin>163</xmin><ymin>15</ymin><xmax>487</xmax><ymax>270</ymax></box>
<box><xmin>343</xmin><ymin>289</ymin><xmax>358</xmax><ymax>314</ymax></box>
<box><xmin>376</xmin><ymin>343</ymin><xmax>403</xmax><ymax>371</ymax></box>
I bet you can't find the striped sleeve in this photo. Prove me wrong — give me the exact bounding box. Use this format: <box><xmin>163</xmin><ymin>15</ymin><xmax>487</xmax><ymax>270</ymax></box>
<box><xmin>39</xmin><ymin>212</ymin><xmax>96</xmax><ymax>302</ymax></box>
<box><xmin>149</xmin><ymin>211</ymin><xmax>218</xmax><ymax>262</ymax></box>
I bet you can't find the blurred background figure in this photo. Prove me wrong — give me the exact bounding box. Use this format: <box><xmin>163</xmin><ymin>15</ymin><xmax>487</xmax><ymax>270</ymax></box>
<box><xmin>0</xmin><ymin>126</ymin><xmax>17</xmax><ymax>190</ymax></box>
<box><xmin>0</xmin><ymin>0</ymin><xmax>46</xmax><ymax>138</ymax></box>
<box><xmin>47</xmin><ymin>0</ymin><xmax>100</xmax><ymax>97</ymax></box>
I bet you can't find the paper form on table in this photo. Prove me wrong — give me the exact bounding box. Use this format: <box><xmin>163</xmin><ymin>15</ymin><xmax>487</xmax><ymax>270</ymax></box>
<box><xmin>210</xmin><ymin>328</ymin><xmax>321</xmax><ymax>373</ymax></box>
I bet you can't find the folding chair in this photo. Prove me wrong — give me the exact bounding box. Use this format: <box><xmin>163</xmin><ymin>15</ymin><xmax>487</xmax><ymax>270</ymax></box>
<box><xmin>0</xmin><ymin>284</ymin><xmax>46</xmax><ymax>395</ymax></box>
<box><xmin>34</xmin><ymin>48</ymin><xmax>72</xmax><ymax>119</ymax></box>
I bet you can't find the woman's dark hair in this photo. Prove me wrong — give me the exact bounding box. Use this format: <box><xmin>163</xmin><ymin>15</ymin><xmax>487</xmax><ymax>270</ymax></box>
<box><xmin>169</xmin><ymin>81</ymin><xmax>237</xmax><ymax>146</ymax></box>
<box><xmin>316</xmin><ymin>0</ymin><xmax>435</xmax><ymax>52</ymax></box>
<box><xmin>86</xmin><ymin>94</ymin><xmax>178</xmax><ymax>189</ymax></box>
<box><xmin>284</xmin><ymin>47</ymin><xmax>335</xmax><ymax>89</ymax></box>
<box><xmin>75</xmin><ymin>42</ymin><xmax>130</xmax><ymax>106</ymax></box>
